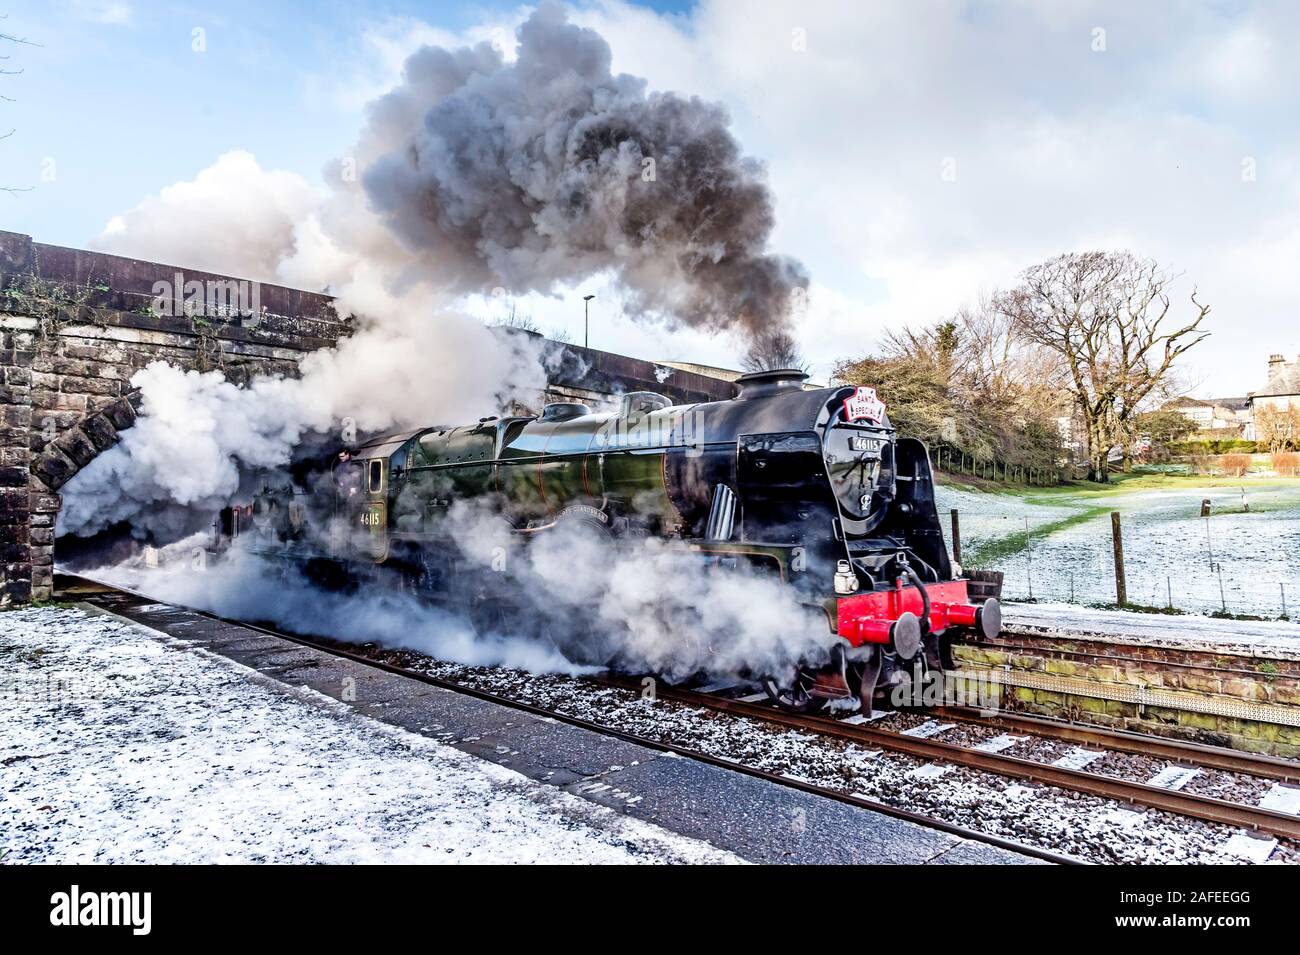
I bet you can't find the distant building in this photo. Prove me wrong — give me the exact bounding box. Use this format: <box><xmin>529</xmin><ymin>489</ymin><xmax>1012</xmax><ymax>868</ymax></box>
<box><xmin>1244</xmin><ymin>353</ymin><xmax>1300</xmax><ymax>442</ymax></box>
<box><xmin>1163</xmin><ymin>396</ymin><xmax>1251</xmax><ymax>438</ymax></box>
<box><xmin>1164</xmin><ymin>397</ymin><xmax>1216</xmax><ymax>430</ymax></box>
<box><xmin>1247</xmin><ymin>354</ymin><xmax>1300</xmax><ymax>413</ymax></box>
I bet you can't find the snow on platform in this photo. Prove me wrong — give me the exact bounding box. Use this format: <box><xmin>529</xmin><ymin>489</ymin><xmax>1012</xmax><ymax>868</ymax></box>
<box><xmin>0</xmin><ymin>606</ymin><xmax>740</xmax><ymax>864</ymax></box>
<box><xmin>1004</xmin><ymin>602</ymin><xmax>1300</xmax><ymax>659</ymax></box>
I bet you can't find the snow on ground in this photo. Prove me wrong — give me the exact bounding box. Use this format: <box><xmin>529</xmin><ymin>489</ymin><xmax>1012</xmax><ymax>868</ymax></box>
<box><xmin>406</xmin><ymin>659</ymin><xmax>1294</xmax><ymax>864</ymax></box>
<box><xmin>936</xmin><ymin>482</ymin><xmax>1300</xmax><ymax>618</ymax></box>
<box><xmin>935</xmin><ymin>483</ymin><xmax>1086</xmax><ymax>537</ymax></box>
<box><xmin>0</xmin><ymin>606</ymin><xmax>740</xmax><ymax>865</ymax></box>
<box><xmin>1004</xmin><ymin>601</ymin><xmax>1300</xmax><ymax>657</ymax></box>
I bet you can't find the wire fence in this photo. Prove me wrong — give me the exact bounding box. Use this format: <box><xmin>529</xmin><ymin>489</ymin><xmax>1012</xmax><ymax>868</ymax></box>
<box><xmin>931</xmin><ymin>446</ymin><xmax>1063</xmax><ymax>486</ymax></box>
<box><xmin>945</xmin><ymin>496</ymin><xmax>1300</xmax><ymax>620</ymax></box>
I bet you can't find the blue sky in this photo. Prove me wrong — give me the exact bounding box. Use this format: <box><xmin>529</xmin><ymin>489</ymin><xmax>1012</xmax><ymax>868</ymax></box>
<box><xmin>3</xmin><ymin>1</ymin><xmax>1298</xmax><ymax>394</ymax></box>
<box><xmin>2</xmin><ymin>0</ymin><xmax>697</xmax><ymax>238</ymax></box>
<box><xmin>2</xmin><ymin>2</ymin><xmax>525</xmax><ymax>240</ymax></box>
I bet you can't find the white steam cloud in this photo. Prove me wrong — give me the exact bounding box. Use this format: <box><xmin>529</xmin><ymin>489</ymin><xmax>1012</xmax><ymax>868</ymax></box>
<box><xmin>95</xmin><ymin>151</ymin><xmax>319</xmax><ymax>285</ymax></box>
<box><xmin>84</xmin><ymin>538</ymin><xmax>591</xmax><ymax>676</ymax></box>
<box><xmin>81</xmin><ymin>517</ymin><xmax>828</xmax><ymax>685</ymax></box>
<box><xmin>518</xmin><ymin>520</ymin><xmax>828</xmax><ymax>680</ymax></box>
<box><xmin>62</xmin><ymin>5</ymin><xmax>826</xmax><ymax>682</ymax></box>
<box><xmin>59</xmin><ymin>313</ymin><xmax>546</xmax><ymax>539</ymax></box>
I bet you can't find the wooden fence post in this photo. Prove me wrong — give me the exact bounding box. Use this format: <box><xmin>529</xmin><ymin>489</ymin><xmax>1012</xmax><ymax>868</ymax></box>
<box><xmin>950</xmin><ymin>508</ymin><xmax>961</xmax><ymax>564</ymax></box>
<box><xmin>1111</xmin><ymin>511</ymin><xmax>1127</xmax><ymax>606</ymax></box>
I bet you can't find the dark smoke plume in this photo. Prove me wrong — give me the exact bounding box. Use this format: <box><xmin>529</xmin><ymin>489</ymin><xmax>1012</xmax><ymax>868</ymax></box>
<box><xmin>359</xmin><ymin>2</ymin><xmax>808</xmax><ymax>340</ymax></box>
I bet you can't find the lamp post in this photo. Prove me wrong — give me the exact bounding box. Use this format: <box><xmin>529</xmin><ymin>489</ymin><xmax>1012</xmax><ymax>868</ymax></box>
<box><xmin>583</xmin><ymin>294</ymin><xmax>595</xmax><ymax>350</ymax></box>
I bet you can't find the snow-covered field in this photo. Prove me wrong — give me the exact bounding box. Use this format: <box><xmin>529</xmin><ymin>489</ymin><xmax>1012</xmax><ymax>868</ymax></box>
<box><xmin>936</xmin><ymin>481</ymin><xmax>1300</xmax><ymax>618</ymax></box>
<box><xmin>1005</xmin><ymin>602</ymin><xmax>1300</xmax><ymax>657</ymax></box>
<box><xmin>0</xmin><ymin>606</ymin><xmax>740</xmax><ymax>865</ymax></box>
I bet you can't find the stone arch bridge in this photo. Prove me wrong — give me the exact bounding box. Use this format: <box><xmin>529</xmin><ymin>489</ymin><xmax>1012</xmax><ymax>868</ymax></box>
<box><xmin>0</xmin><ymin>230</ymin><xmax>734</xmax><ymax>605</ymax></box>
<box><xmin>0</xmin><ymin>231</ymin><xmax>348</xmax><ymax>605</ymax></box>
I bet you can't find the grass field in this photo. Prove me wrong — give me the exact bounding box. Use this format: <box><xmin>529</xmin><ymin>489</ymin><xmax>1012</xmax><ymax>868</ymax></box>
<box><xmin>934</xmin><ymin>471</ymin><xmax>1300</xmax><ymax>618</ymax></box>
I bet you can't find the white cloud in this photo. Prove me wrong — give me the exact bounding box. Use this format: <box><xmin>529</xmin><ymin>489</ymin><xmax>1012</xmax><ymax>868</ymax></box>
<box><xmin>559</xmin><ymin>0</ymin><xmax>1300</xmax><ymax>395</ymax></box>
<box><xmin>62</xmin><ymin>0</ymin><xmax>132</xmax><ymax>25</ymax></box>
<box><xmin>90</xmin><ymin>151</ymin><xmax>321</xmax><ymax>285</ymax></box>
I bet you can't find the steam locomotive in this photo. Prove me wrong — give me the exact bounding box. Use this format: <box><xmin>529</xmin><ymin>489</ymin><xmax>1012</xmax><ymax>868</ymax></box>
<box><xmin>216</xmin><ymin>369</ymin><xmax>1000</xmax><ymax>712</ymax></box>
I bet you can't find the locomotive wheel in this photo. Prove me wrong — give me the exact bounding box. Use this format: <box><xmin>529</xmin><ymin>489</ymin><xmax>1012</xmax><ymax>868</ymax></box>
<box><xmin>761</xmin><ymin>670</ymin><xmax>829</xmax><ymax>714</ymax></box>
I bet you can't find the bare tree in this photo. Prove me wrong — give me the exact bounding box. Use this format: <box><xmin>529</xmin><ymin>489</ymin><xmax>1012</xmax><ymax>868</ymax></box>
<box><xmin>834</xmin><ymin>301</ymin><xmax>1070</xmax><ymax>471</ymax></box>
<box><xmin>998</xmin><ymin>252</ymin><xmax>1210</xmax><ymax>482</ymax></box>
<box><xmin>741</xmin><ymin>330</ymin><xmax>808</xmax><ymax>372</ymax></box>
<box><xmin>1255</xmin><ymin>405</ymin><xmax>1300</xmax><ymax>454</ymax></box>
<box><xmin>950</xmin><ymin>296</ymin><xmax>1068</xmax><ymax>408</ymax></box>
<box><xmin>488</xmin><ymin>303</ymin><xmax>541</xmax><ymax>334</ymax></box>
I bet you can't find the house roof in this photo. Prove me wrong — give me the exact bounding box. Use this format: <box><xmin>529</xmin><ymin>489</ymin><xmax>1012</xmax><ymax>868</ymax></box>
<box><xmin>1249</xmin><ymin>390</ymin><xmax>1300</xmax><ymax>403</ymax></box>
<box><xmin>1166</xmin><ymin>395</ymin><xmax>1252</xmax><ymax>411</ymax></box>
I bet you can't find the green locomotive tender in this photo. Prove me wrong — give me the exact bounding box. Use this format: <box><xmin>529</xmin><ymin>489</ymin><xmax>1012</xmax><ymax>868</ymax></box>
<box><xmin>218</xmin><ymin>369</ymin><xmax>1000</xmax><ymax>711</ymax></box>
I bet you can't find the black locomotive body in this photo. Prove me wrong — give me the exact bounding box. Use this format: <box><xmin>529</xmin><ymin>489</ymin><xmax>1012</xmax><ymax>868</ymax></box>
<box><xmin>217</xmin><ymin>369</ymin><xmax>1001</xmax><ymax>711</ymax></box>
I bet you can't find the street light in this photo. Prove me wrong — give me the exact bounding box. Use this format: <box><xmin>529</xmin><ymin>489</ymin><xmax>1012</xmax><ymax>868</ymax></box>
<box><xmin>582</xmin><ymin>294</ymin><xmax>595</xmax><ymax>350</ymax></box>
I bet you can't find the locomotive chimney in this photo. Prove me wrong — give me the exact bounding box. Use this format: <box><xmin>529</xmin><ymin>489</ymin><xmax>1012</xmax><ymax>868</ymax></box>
<box><xmin>733</xmin><ymin>369</ymin><xmax>810</xmax><ymax>400</ymax></box>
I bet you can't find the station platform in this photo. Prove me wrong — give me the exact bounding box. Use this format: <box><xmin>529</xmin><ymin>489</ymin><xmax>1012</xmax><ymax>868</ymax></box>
<box><xmin>3</xmin><ymin>593</ymin><xmax>1038</xmax><ymax>865</ymax></box>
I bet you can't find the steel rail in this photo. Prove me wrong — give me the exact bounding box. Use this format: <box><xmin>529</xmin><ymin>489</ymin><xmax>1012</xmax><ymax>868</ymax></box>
<box><xmin>596</xmin><ymin>677</ymin><xmax>1300</xmax><ymax>842</ymax></box>
<box><xmin>931</xmin><ymin>705</ymin><xmax>1300</xmax><ymax>783</ymax></box>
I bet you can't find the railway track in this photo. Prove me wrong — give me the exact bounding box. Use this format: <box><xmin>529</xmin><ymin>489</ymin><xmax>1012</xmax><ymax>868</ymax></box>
<box><xmin>597</xmin><ymin>677</ymin><xmax>1300</xmax><ymax>841</ymax></box>
<box><xmin>59</xmin><ymin>574</ymin><xmax>1300</xmax><ymax>856</ymax></box>
<box><xmin>931</xmin><ymin>705</ymin><xmax>1300</xmax><ymax>782</ymax></box>
<box><xmin>58</xmin><ymin>575</ymin><xmax>1080</xmax><ymax>866</ymax></box>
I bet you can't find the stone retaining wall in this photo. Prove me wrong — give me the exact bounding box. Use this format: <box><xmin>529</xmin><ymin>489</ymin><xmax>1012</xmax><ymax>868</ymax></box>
<box><xmin>954</xmin><ymin>635</ymin><xmax>1300</xmax><ymax>757</ymax></box>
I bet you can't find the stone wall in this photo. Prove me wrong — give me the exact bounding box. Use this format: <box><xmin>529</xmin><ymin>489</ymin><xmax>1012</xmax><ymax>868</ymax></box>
<box><xmin>0</xmin><ymin>231</ymin><xmax>349</xmax><ymax>605</ymax></box>
<box><xmin>953</xmin><ymin>633</ymin><xmax>1300</xmax><ymax>757</ymax></box>
<box><xmin>537</xmin><ymin>336</ymin><xmax>736</xmax><ymax>411</ymax></box>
